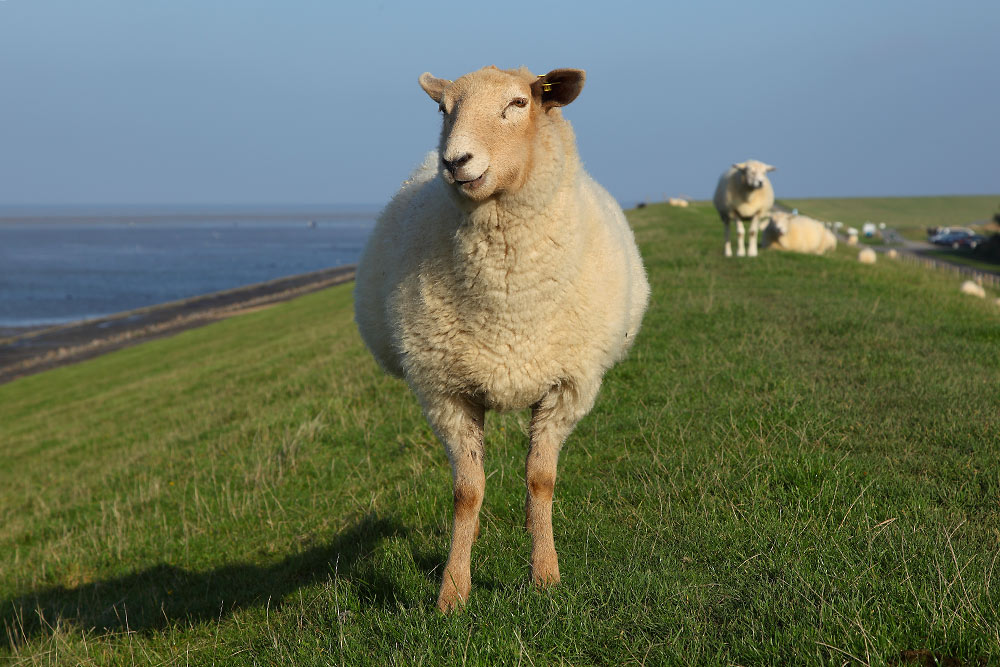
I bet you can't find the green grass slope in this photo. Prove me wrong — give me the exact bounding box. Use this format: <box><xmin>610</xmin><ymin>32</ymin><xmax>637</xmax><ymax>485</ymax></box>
<box><xmin>2</xmin><ymin>202</ymin><xmax>999</xmax><ymax>665</ymax></box>
<box><xmin>781</xmin><ymin>195</ymin><xmax>1000</xmax><ymax>241</ymax></box>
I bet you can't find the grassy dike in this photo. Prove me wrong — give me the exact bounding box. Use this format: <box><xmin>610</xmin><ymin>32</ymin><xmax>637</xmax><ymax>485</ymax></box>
<box><xmin>2</xmin><ymin>201</ymin><xmax>999</xmax><ymax>665</ymax></box>
<box><xmin>780</xmin><ymin>195</ymin><xmax>999</xmax><ymax>241</ymax></box>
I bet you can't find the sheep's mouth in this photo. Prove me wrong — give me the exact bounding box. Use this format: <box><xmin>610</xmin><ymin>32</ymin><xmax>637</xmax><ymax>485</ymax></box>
<box><xmin>456</xmin><ymin>170</ymin><xmax>488</xmax><ymax>191</ymax></box>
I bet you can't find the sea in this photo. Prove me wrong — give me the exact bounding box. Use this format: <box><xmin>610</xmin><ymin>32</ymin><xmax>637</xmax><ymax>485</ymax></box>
<box><xmin>0</xmin><ymin>205</ymin><xmax>378</xmax><ymax>331</ymax></box>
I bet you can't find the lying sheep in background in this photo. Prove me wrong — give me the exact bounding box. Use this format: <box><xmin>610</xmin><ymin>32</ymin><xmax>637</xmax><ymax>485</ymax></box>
<box><xmin>354</xmin><ymin>65</ymin><xmax>650</xmax><ymax>612</ymax></box>
<box><xmin>713</xmin><ymin>160</ymin><xmax>776</xmax><ymax>258</ymax></box>
<box><xmin>886</xmin><ymin>249</ymin><xmax>899</xmax><ymax>259</ymax></box>
<box><xmin>960</xmin><ymin>280</ymin><xmax>986</xmax><ymax>298</ymax></box>
<box><xmin>668</xmin><ymin>197</ymin><xmax>689</xmax><ymax>207</ymax></box>
<box><xmin>762</xmin><ymin>210</ymin><xmax>837</xmax><ymax>255</ymax></box>
<box><xmin>858</xmin><ymin>247</ymin><xmax>877</xmax><ymax>264</ymax></box>
<box><xmin>846</xmin><ymin>228</ymin><xmax>859</xmax><ymax>246</ymax></box>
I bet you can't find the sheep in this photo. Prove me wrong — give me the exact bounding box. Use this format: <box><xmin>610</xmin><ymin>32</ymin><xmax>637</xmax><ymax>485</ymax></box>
<box><xmin>886</xmin><ymin>248</ymin><xmax>899</xmax><ymax>259</ymax></box>
<box><xmin>353</xmin><ymin>66</ymin><xmax>650</xmax><ymax>612</ymax></box>
<box><xmin>846</xmin><ymin>228</ymin><xmax>859</xmax><ymax>246</ymax></box>
<box><xmin>858</xmin><ymin>247</ymin><xmax>877</xmax><ymax>264</ymax></box>
<box><xmin>713</xmin><ymin>160</ymin><xmax>776</xmax><ymax>257</ymax></box>
<box><xmin>668</xmin><ymin>197</ymin><xmax>689</xmax><ymax>207</ymax></box>
<box><xmin>762</xmin><ymin>210</ymin><xmax>837</xmax><ymax>255</ymax></box>
<box><xmin>960</xmin><ymin>279</ymin><xmax>986</xmax><ymax>298</ymax></box>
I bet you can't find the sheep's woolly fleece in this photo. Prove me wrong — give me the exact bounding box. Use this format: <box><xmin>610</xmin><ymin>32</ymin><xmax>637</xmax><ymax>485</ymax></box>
<box><xmin>960</xmin><ymin>280</ymin><xmax>986</xmax><ymax>298</ymax></box>
<box><xmin>763</xmin><ymin>211</ymin><xmax>837</xmax><ymax>255</ymax></box>
<box><xmin>354</xmin><ymin>67</ymin><xmax>649</xmax><ymax>414</ymax></box>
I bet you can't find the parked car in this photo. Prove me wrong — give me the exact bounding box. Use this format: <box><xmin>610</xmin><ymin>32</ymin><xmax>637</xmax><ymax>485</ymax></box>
<box><xmin>954</xmin><ymin>234</ymin><xmax>987</xmax><ymax>250</ymax></box>
<box><xmin>930</xmin><ymin>230</ymin><xmax>973</xmax><ymax>246</ymax></box>
<box><xmin>928</xmin><ymin>227</ymin><xmax>975</xmax><ymax>243</ymax></box>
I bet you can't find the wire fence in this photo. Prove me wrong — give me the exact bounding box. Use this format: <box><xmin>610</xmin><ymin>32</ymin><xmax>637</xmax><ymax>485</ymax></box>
<box><xmin>890</xmin><ymin>248</ymin><xmax>1000</xmax><ymax>288</ymax></box>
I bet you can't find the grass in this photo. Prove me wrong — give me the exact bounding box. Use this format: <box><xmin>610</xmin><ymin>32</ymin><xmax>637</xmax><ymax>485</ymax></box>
<box><xmin>781</xmin><ymin>195</ymin><xmax>1000</xmax><ymax>241</ymax></box>
<box><xmin>2</xmin><ymin>200</ymin><xmax>1000</xmax><ymax>665</ymax></box>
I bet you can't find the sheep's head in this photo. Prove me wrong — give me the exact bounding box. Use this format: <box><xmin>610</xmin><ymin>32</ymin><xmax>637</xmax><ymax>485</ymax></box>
<box><xmin>768</xmin><ymin>210</ymin><xmax>790</xmax><ymax>235</ymax></box>
<box><xmin>419</xmin><ymin>66</ymin><xmax>585</xmax><ymax>202</ymax></box>
<box><xmin>733</xmin><ymin>160</ymin><xmax>776</xmax><ymax>190</ymax></box>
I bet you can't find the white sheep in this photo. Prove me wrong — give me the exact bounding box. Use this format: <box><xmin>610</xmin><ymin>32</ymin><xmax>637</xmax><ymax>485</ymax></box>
<box><xmin>846</xmin><ymin>228</ymin><xmax>859</xmax><ymax>246</ymax></box>
<box><xmin>353</xmin><ymin>66</ymin><xmax>650</xmax><ymax>612</ymax></box>
<box><xmin>668</xmin><ymin>197</ymin><xmax>689</xmax><ymax>207</ymax></box>
<box><xmin>858</xmin><ymin>247</ymin><xmax>877</xmax><ymax>264</ymax></box>
<box><xmin>886</xmin><ymin>249</ymin><xmax>899</xmax><ymax>259</ymax></box>
<box><xmin>712</xmin><ymin>160</ymin><xmax>775</xmax><ymax>257</ymax></box>
<box><xmin>960</xmin><ymin>280</ymin><xmax>985</xmax><ymax>298</ymax></box>
<box><xmin>762</xmin><ymin>211</ymin><xmax>837</xmax><ymax>255</ymax></box>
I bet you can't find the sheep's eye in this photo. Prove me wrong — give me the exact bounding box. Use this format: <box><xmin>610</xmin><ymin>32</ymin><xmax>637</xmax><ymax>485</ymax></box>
<box><xmin>510</xmin><ymin>97</ymin><xmax>528</xmax><ymax>108</ymax></box>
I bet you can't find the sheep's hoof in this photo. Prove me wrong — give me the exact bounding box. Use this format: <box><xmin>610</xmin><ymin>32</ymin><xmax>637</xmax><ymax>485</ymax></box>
<box><xmin>531</xmin><ymin>555</ymin><xmax>561</xmax><ymax>588</ymax></box>
<box><xmin>436</xmin><ymin>586</ymin><xmax>468</xmax><ymax>614</ymax></box>
<box><xmin>436</xmin><ymin>570</ymin><xmax>471</xmax><ymax>613</ymax></box>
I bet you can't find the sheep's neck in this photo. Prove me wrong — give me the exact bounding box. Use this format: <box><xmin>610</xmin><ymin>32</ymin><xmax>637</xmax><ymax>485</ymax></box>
<box><xmin>451</xmin><ymin>117</ymin><xmax>581</xmax><ymax>305</ymax></box>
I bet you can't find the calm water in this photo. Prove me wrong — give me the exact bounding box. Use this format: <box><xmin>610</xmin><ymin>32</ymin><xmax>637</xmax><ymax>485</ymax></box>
<box><xmin>0</xmin><ymin>206</ymin><xmax>376</xmax><ymax>328</ymax></box>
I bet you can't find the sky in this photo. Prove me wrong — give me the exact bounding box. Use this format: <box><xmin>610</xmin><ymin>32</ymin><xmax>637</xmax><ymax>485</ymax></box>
<box><xmin>0</xmin><ymin>0</ymin><xmax>997</xmax><ymax>207</ymax></box>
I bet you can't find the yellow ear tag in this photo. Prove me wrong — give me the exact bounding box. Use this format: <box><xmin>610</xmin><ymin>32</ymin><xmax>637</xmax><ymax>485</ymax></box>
<box><xmin>542</xmin><ymin>82</ymin><xmax>553</xmax><ymax>92</ymax></box>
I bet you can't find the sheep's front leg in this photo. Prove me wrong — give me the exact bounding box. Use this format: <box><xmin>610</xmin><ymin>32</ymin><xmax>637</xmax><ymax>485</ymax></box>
<box><xmin>723</xmin><ymin>219</ymin><xmax>733</xmax><ymax>257</ymax></box>
<box><xmin>747</xmin><ymin>215</ymin><xmax>761</xmax><ymax>257</ymax></box>
<box><xmin>425</xmin><ymin>395</ymin><xmax>486</xmax><ymax>613</ymax></box>
<box><xmin>735</xmin><ymin>219</ymin><xmax>747</xmax><ymax>257</ymax></box>
<box><xmin>525</xmin><ymin>383</ymin><xmax>597</xmax><ymax>587</ymax></box>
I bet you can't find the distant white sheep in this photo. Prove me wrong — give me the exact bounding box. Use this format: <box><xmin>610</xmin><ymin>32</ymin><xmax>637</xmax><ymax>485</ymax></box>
<box><xmin>763</xmin><ymin>211</ymin><xmax>837</xmax><ymax>255</ymax></box>
<box><xmin>354</xmin><ymin>65</ymin><xmax>650</xmax><ymax>612</ymax></box>
<box><xmin>712</xmin><ymin>160</ymin><xmax>776</xmax><ymax>257</ymax></box>
<box><xmin>667</xmin><ymin>197</ymin><xmax>689</xmax><ymax>207</ymax></box>
<box><xmin>886</xmin><ymin>249</ymin><xmax>899</xmax><ymax>259</ymax></box>
<box><xmin>960</xmin><ymin>280</ymin><xmax>985</xmax><ymax>298</ymax></box>
<box><xmin>858</xmin><ymin>247</ymin><xmax>877</xmax><ymax>264</ymax></box>
<box><xmin>846</xmin><ymin>228</ymin><xmax>859</xmax><ymax>246</ymax></box>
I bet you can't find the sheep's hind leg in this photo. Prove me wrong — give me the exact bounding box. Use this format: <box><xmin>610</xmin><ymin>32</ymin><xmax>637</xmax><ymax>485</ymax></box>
<box><xmin>735</xmin><ymin>219</ymin><xmax>747</xmax><ymax>257</ymax></box>
<box><xmin>525</xmin><ymin>382</ymin><xmax>597</xmax><ymax>587</ymax></box>
<box><xmin>723</xmin><ymin>219</ymin><xmax>733</xmax><ymax>257</ymax></box>
<box><xmin>425</xmin><ymin>395</ymin><xmax>486</xmax><ymax>613</ymax></box>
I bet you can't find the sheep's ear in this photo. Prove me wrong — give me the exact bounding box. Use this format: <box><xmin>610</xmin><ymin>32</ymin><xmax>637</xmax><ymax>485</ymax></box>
<box><xmin>531</xmin><ymin>69</ymin><xmax>585</xmax><ymax>110</ymax></box>
<box><xmin>732</xmin><ymin>162</ymin><xmax>746</xmax><ymax>170</ymax></box>
<box><xmin>419</xmin><ymin>73</ymin><xmax>451</xmax><ymax>103</ymax></box>
<box><xmin>765</xmin><ymin>164</ymin><xmax>777</xmax><ymax>172</ymax></box>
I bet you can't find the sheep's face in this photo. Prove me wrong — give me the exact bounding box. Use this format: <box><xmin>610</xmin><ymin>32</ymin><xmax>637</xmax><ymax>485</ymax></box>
<box><xmin>419</xmin><ymin>66</ymin><xmax>584</xmax><ymax>202</ymax></box>
<box><xmin>733</xmin><ymin>160</ymin><xmax>776</xmax><ymax>190</ymax></box>
<box><xmin>768</xmin><ymin>211</ymin><xmax>790</xmax><ymax>235</ymax></box>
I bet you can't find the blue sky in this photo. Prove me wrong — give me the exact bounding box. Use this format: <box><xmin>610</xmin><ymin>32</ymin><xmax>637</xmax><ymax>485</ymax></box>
<box><xmin>0</xmin><ymin>0</ymin><xmax>997</xmax><ymax>206</ymax></box>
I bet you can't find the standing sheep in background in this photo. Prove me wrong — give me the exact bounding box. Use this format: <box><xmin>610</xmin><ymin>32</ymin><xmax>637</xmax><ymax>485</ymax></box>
<box><xmin>353</xmin><ymin>66</ymin><xmax>650</xmax><ymax>612</ymax></box>
<box><xmin>858</xmin><ymin>247</ymin><xmax>877</xmax><ymax>264</ymax></box>
<box><xmin>713</xmin><ymin>160</ymin><xmax>776</xmax><ymax>257</ymax></box>
<box><xmin>762</xmin><ymin>211</ymin><xmax>837</xmax><ymax>255</ymax></box>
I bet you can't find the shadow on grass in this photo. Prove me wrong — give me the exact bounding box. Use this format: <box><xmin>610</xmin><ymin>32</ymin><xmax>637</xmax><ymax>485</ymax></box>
<box><xmin>1</xmin><ymin>513</ymin><xmax>413</xmax><ymax>648</ymax></box>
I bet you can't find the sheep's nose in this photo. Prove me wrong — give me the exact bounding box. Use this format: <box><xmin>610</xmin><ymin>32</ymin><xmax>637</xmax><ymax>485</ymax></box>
<box><xmin>443</xmin><ymin>153</ymin><xmax>472</xmax><ymax>175</ymax></box>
